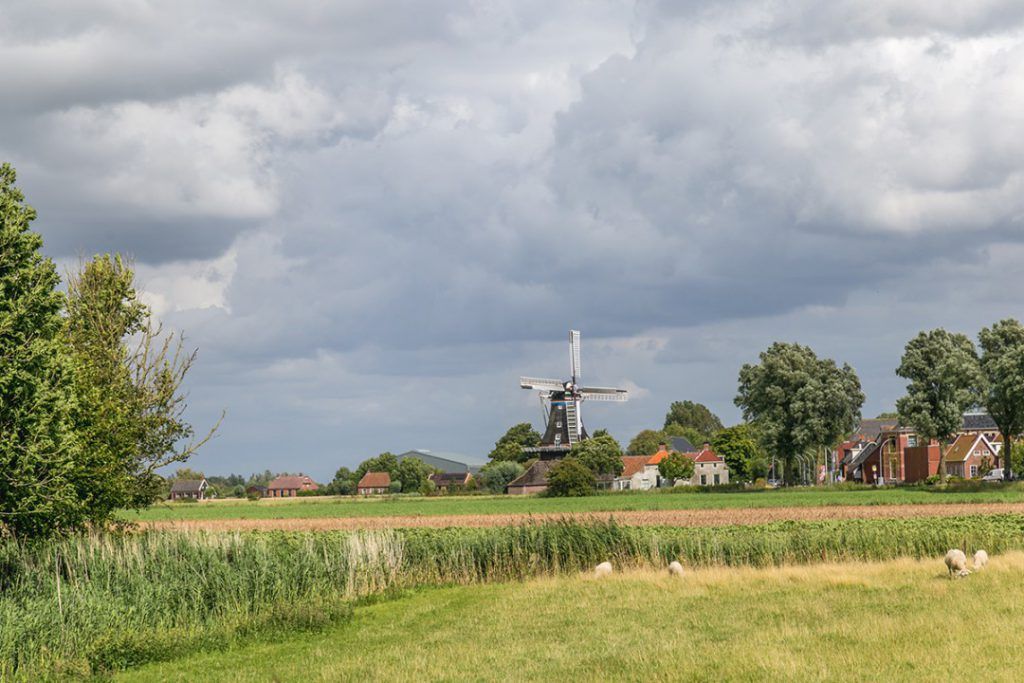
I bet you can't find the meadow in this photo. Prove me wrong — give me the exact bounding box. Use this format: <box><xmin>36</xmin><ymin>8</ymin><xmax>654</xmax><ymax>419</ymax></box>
<box><xmin>119</xmin><ymin>552</ymin><xmax>1024</xmax><ymax>682</ymax></box>
<box><xmin>3</xmin><ymin>515</ymin><xmax>1024</xmax><ymax>679</ymax></box>
<box><xmin>125</xmin><ymin>484</ymin><xmax>1024</xmax><ymax>523</ymax></box>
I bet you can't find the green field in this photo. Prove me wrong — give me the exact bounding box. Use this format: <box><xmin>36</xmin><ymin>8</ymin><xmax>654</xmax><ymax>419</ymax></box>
<box><xmin>121</xmin><ymin>552</ymin><xmax>1024</xmax><ymax>682</ymax></box>
<box><xmin>126</xmin><ymin>485</ymin><xmax>1024</xmax><ymax>522</ymax></box>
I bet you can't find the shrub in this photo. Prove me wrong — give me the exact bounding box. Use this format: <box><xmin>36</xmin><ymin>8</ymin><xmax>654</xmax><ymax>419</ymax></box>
<box><xmin>478</xmin><ymin>461</ymin><xmax>526</xmax><ymax>493</ymax></box>
<box><xmin>658</xmin><ymin>452</ymin><xmax>695</xmax><ymax>482</ymax></box>
<box><xmin>545</xmin><ymin>458</ymin><xmax>595</xmax><ymax>497</ymax></box>
<box><xmin>388</xmin><ymin>481</ymin><xmax>403</xmax><ymax>494</ymax></box>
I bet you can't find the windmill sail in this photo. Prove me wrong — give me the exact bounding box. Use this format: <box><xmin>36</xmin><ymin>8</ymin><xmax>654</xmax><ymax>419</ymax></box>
<box><xmin>569</xmin><ymin>330</ymin><xmax>581</xmax><ymax>382</ymax></box>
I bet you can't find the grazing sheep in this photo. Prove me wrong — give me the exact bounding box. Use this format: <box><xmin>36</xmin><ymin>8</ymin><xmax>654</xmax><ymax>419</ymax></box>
<box><xmin>668</xmin><ymin>561</ymin><xmax>684</xmax><ymax>577</ymax></box>
<box><xmin>594</xmin><ymin>561</ymin><xmax>613</xmax><ymax>578</ymax></box>
<box><xmin>974</xmin><ymin>549</ymin><xmax>989</xmax><ymax>571</ymax></box>
<box><xmin>945</xmin><ymin>549</ymin><xmax>970</xmax><ymax>578</ymax></box>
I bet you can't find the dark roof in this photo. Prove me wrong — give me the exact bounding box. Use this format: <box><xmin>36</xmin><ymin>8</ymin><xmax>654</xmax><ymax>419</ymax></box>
<box><xmin>963</xmin><ymin>412</ymin><xmax>998</xmax><ymax>431</ymax></box>
<box><xmin>669</xmin><ymin>436</ymin><xmax>697</xmax><ymax>453</ymax></box>
<box><xmin>358</xmin><ymin>471</ymin><xmax>391</xmax><ymax>489</ymax></box>
<box><xmin>848</xmin><ymin>442</ymin><xmax>879</xmax><ymax>469</ymax></box>
<box><xmin>170</xmin><ymin>479</ymin><xmax>206</xmax><ymax>493</ymax></box>
<box><xmin>507</xmin><ymin>460</ymin><xmax>556</xmax><ymax>488</ymax></box>
<box><xmin>851</xmin><ymin>419</ymin><xmax>899</xmax><ymax>442</ymax></box>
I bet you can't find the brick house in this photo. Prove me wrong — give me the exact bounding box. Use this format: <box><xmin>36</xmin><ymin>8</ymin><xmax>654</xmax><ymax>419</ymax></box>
<box><xmin>170</xmin><ymin>478</ymin><xmax>208</xmax><ymax>501</ymax></box>
<box><xmin>506</xmin><ymin>460</ymin><xmax>555</xmax><ymax>495</ymax></box>
<box><xmin>615</xmin><ymin>443</ymin><xmax>730</xmax><ymax>489</ymax></box>
<box><xmin>357</xmin><ymin>471</ymin><xmax>391</xmax><ymax>495</ymax></box>
<box><xmin>944</xmin><ymin>433</ymin><xmax>999</xmax><ymax>478</ymax></box>
<box><xmin>265</xmin><ymin>474</ymin><xmax>319</xmax><ymax>497</ymax></box>
<box><xmin>429</xmin><ymin>471</ymin><xmax>473</xmax><ymax>492</ymax></box>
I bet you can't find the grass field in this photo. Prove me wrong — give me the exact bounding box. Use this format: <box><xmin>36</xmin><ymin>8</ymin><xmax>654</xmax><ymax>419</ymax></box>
<box><xmin>120</xmin><ymin>552</ymin><xmax>1024</xmax><ymax>682</ymax></box>
<box><xmin>125</xmin><ymin>485</ymin><xmax>1024</xmax><ymax>523</ymax></box>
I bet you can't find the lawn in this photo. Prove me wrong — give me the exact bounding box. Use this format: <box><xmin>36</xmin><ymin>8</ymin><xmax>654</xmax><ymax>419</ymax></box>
<box><xmin>126</xmin><ymin>485</ymin><xmax>1024</xmax><ymax>522</ymax></box>
<box><xmin>121</xmin><ymin>552</ymin><xmax>1024</xmax><ymax>682</ymax></box>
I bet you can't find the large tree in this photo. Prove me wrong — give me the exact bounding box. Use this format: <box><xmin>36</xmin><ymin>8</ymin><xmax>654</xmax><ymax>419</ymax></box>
<box><xmin>658</xmin><ymin>452</ymin><xmax>695</xmax><ymax>483</ymax></box>
<box><xmin>896</xmin><ymin>329</ymin><xmax>981</xmax><ymax>483</ymax></box>
<box><xmin>977</xmin><ymin>320</ymin><xmax>1024</xmax><ymax>481</ymax></box>
<box><xmin>569</xmin><ymin>434</ymin><xmax>623</xmax><ymax>476</ymax></box>
<box><xmin>663</xmin><ymin>400</ymin><xmax>723</xmax><ymax>440</ymax></box>
<box><xmin>735</xmin><ymin>342</ymin><xmax>863</xmax><ymax>485</ymax></box>
<box><xmin>626</xmin><ymin>429</ymin><xmax>668</xmax><ymax>455</ymax></box>
<box><xmin>488</xmin><ymin>422</ymin><xmax>541</xmax><ymax>463</ymax></box>
<box><xmin>477</xmin><ymin>460</ymin><xmax>525</xmax><ymax>493</ymax></box>
<box><xmin>0</xmin><ymin>163</ymin><xmax>82</xmax><ymax>538</ymax></box>
<box><xmin>354</xmin><ymin>452</ymin><xmax>400</xmax><ymax>482</ymax></box>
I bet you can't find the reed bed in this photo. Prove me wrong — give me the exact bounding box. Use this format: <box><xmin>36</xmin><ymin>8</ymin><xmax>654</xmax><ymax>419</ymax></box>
<box><xmin>2</xmin><ymin>514</ymin><xmax>1023</xmax><ymax>679</ymax></box>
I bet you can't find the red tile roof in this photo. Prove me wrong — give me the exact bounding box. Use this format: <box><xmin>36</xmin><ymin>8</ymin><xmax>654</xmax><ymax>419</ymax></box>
<box><xmin>267</xmin><ymin>475</ymin><xmax>318</xmax><ymax>491</ymax></box>
<box><xmin>646</xmin><ymin>448</ymin><xmax>724</xmax><ymax>465</ymax></box>
<box><xmin>619</xmin><ymin>455</ymin><xmax>650</xmax><ymax>478</ymax></box>
<box><xmin>646</xmin><ymin>449</ymin><xmax>671</xmax><ymax>465</ymax></box>
<box><xmin>358</xmin><ymin>471</ymin><xmax>391</xmax><ymax>489</ymax></box>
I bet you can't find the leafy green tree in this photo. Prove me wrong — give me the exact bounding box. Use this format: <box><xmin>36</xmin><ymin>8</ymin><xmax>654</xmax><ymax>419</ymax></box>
<box><xmin>663</xmin><ymin>401</ymin><xmax>723</xmax><ymax>440</ymax></box>
<box><xmin>591</xmin><ymin>428</ymin><xmax>611</xmax><ymax>439</ymax></box>
<box><xmin>488</xmin><ymin>423</ymin><xmax>541</xmax><ymax>463</ymax></box>
<box><xmin>477</xmin><ymin>460</ymin><xmax>525</xmax><ymax>493</ymax></box>
<box><xmin>626</xmin><ymin>429</ymin><xmax>668</xmax><ymax>455</ymax></box>
<box><xmin>663</xmin><ymin>423</ymin><xmax>707</xmax><ymax>449</ymax></box>
<box><xmin>0</xmin><ymin>164</ymin><xmax>83</xmax><ymax>538</ymax></box>
<box><xmin>395</xmin><ymin>457</ymin><xmax>435</xmax><ymax>493</ymax></box>
<box><xmin>896</xmin><ymin>329</ymin><xmax>981</xmax><ymax>483</ymax></box>
<box><xmin>387</xmin><ymin>480</ymin><xmax>402</xmax><ymax>494</ymax></box>
<box><xmin>658</xmin><ymin>452</ymin><xmax>695</xmax><ymax>483</ymax></box>
<box><xmin>711</xmin><ymin>424</ymin><xmax>766</xmax><ymax>481</ymax></box>
<box><xmin>736</xmin><ymin>342</ymin><xmax>864</xmax><ymax>486</ymax></box>
<box><xmin>978</xmin><ymin>319</ymin><xmax>1024</xmax><ymax>482</ymax></box>
<box><xmin>324</xmin><ymin>466</ymin><xmax>356</xmax><ymax>494</ymax></box>
<box><xmin>171</xmin><ymin>467</ymin><xmax>205</xmax><ymax>481</ymax></box>
<box><xmin>354</xmin><ymin>452</ymin><xmax>399</xmax><ymax>482</ymax></box>
<box><xmin>570</xmin><ymin>435</ymin><xmax>623</xmax><ymax>476</ymax></box>
<box><xmin>544</xmin><ymin>458</ymin><xmax>595</xmax><ymax>497</ymax></box>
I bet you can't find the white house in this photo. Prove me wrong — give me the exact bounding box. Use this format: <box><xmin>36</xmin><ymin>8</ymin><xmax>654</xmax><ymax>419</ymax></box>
<box><xmin>613</xmin><ymin>444</ymin><xmax>730</xmax><ymax>490</ymax></box>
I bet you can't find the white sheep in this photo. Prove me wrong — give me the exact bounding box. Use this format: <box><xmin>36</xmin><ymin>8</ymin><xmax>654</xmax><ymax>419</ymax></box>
<box><xmin>973</xmin><ymin>549</ymin><xmax>989</xmax><ymax>571</ymax></box>
<box><xmin>668</xmin><ymin>561</ymin><xmax>684</xmax><ymax>577</ymax></box>
<box><xmin>594</xmin><ymin>561</ymin><xmax>613</xmax><ymax>578</ymax></box>
<box><xmin>944</xmin><ymin>549</ymin><xmax>970</xmax><ymax>578</ymax></box>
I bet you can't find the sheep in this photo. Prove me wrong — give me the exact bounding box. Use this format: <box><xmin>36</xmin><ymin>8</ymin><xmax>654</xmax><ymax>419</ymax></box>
<box><xmin>594</xmin><ymin>561</ymin><xmax>613</xmax><ymax>578</ymax></box>
<box><xmin>944</xmin><ymin>549</ymin><xmax>971</xmax><ymax>578</ymax></box>
<box><xmin>668</xmin><ymin>561</ymin><xmax>685</xmax><ymax>577</ymax></box>
<box><xmin>973</xmin><ymin>549</ymin><xmax>989</xmax><ymax>571</ymax></box>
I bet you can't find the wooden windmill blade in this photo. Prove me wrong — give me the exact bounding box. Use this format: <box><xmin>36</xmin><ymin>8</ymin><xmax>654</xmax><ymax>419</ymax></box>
<box><xmin>579</xmin><ymin>388</ymin><xmax>628</xmax><ymax>402</ymax></box>
<box><xmin>569</xmin><ymin>330</ymin><xmax>581</xmax><ymax>383</ymax></box>
<box><xmin>520</xmin><ymin>377</ymin><xmax>565</xmax><ymax>391</ymax></box>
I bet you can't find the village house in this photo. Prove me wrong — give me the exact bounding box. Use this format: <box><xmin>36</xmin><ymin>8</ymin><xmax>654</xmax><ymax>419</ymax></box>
<box><xmin>429</xmin><ymin>471</ymin><xmax>473</xmax><ymax>492</ymax></box>
<box><xmin>357</xmin><ymin>471</ymin><xmax>391</xmax><ymax>495</ymax></box>
<box><xmin>612</xmin><ymin>455</ymin><xmax>654</xmax><ymax>491</ymax></box>
<box><xmin>506</xmin><ymin>460</ymin><xmax>556</xmax><ymax>495</ymax></box>
<box><xmin>944</xmin><ymin>433</ymin><xmax>999</xmax><ymax>479</ymax></box>
<box><xmin>170</xmin><ymin>478</ymin><xmax>208</xmax><ymax>501</ymax></box>
<box><xmin>614</xmin><ymin>442</ymin><xmax>730</xmax><ymax>490</ymax></box>
<box><xmin>265</xmin><ymin>474</ymin><xmax>319</xmax><ymax>497</ymax></box>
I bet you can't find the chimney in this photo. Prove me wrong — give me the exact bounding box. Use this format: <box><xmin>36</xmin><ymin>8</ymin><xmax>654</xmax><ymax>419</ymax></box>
<box><xmin>702</xmin><ymin>441</ymin><xmax>711</xmax><ymax>450</ymax></box>
<box><xmin>658</xmin><ymin>442</ymin><xmax>667</xmax><ymax>451</ymax></box>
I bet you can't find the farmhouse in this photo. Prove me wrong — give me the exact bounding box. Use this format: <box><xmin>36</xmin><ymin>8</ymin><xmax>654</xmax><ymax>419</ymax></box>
<box><xmin>614</xmin><ymin>443</ymin><xmax>730</xmax><ymax>490</ymax></box>
<box><xmin>170</xmin><ymin>479</ymin><xmax>207</xmax><ymax>501</ymax></box>
<box><xmin>506</xmin><ymin>460</ymin><xmax>557</xmax><ymax>495</ymax></box>
<box><xmin>429</xmin><ymin>471</ymin><xmax>473</xmax><ymax>492</ymax></box>
<box><xmin>265</xmin><ymin>474</ymin><xmax>319</xmax><ymax>497</ymax></box>
<box><xmin>357</xmin><ymin>471</ymin><xmax>391</xmax><ymax>495</ymax></box>
<box><xmin>612</xmin><ymin>455</ymin><xmax>653</xmax><ymax>491</ymax></box>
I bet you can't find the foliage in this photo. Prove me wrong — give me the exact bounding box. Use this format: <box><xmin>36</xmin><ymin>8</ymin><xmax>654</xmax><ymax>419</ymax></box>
<box><xmin>626</xmin><ymin>429</ymin><xmax>668</xmax><ymax>455</ymax></box>
<box><xmin>736</xmin><ymin>342</ymin><xmax>864</xmax><ymax>485</ymax></box>
<box><xmin>324</xmin><ymin>466</ymin><xmax>357</xmax><ymax>495</ymax></box>
<box><xmin>354</xmin><ymin>452</ymin><xmax>399</xmax><ymax>483</ymax></box>
<box><xmin>663</xmin><ymin>400</ymin><xmax>724</xmax><ymax>440</ymax></box>
<box><xmin>663</xmin><ymin>423</ymin><xmax>707</xmax><ymax>449</ymax></box>
<box><xmin>896</xmin><ymin>329</ymin><xmax>981</xmax><ymax>482</ymax></box>
<box><xmin>388</xmin><ymin>481</ymin><xmax>403</xmax><ymax>494</ymax></box>
<box><xmin>569</xmin><ymin>434</ymin><xmax>623</xmax><ymax>476</ymax></box>
<box><xmin>712</xmin><ymin>424</ymin><xmax>768</xmax><ymax>481</ymax></box>
<box><xmin>395</xmin><ymin>458</ymin><xmax>435</xmax><ymax>494</ymax></box>
<box><xmin>488</xmin><ymin>423</ymin><xmax>541</xmax><ymax>463</ymax></box>
<box><xmin>544</xmin><ymin>458</ymin><xmax>595</xmax><ymax>497</ymax></box>
<box><xmin>477</xmin><ymin>461</ymin><xmax>526</xmax><ymax>493</ymax></box>
<box><xmin>978</xmin><ymin>319</ymin><xmax>1024</xmax><ymax>482</ymax></box>
<box><xmin>658</xmin><ymin>452</ymin><xmax>695</xmax><ymax>482</ymax></box>
<box><xmin>0</xmin><ymin>163</ymin><xmax>84</xmax><ymax>539</ymax></box>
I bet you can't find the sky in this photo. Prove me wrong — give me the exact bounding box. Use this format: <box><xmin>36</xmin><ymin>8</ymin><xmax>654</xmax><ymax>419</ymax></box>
<box><xmin>3</xmin><ymin>1</ymin><xmax>1024</xmax><ymax>481</ymax></box>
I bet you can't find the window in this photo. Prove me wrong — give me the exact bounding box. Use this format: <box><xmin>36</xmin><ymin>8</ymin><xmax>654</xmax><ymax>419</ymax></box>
<box><xmin>970</xmin><ymin>465</ymin><xmax>978</xmax><ymax>477</ymax></box>
<box><xmin>714</xmin><ymin>474</ymin><xmax>721</xmax><ymax>485</ymax></box>
<box><xmin>556</xmin><ymin>420</ymin><xmax>562</xmax><ymax>428</ymax></box>
<box><xmin>974</xmin><ymin>450</ymin><xmax>981</xmax><ymax>457</ymax></box>
<box><xmin>700</xmin><ymin>475</ymin><xmax>707</xmax><ymax>485</ymax></box>
<box><xmin>907</xmin><ymin>435</ymin><xmax>918</xmax><ymax>447</ymax></box>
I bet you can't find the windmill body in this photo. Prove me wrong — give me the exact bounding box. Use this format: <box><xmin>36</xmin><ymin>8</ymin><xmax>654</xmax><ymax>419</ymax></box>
<box><xmin>520</xmin><ymin>330</ymin><xmax>628</xmax><ymax>460</ymax></box>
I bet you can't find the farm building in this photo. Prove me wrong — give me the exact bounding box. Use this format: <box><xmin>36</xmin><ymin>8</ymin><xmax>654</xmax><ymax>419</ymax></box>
<box><xmin>614</xmin><ymin>443</ymin><xmax>730</xmax><ymax>490</ymax></box>
<box><xmin>170</xmin><ymin>479</ymin><xmax>208</xmax><ymax>501</ymax></box>
<box><xmin>245</xmin><ymin>485</ymin><xmax>267</xmax><ymax>497</ymax></box>
<box><xmin>612</xmin><ymin>455</ymin><xmax>653</xmax><ymax>491</ymax></box>
<box><xmin>396</xmin><ymin>449</ymin><xmax>486</xmax><ymax>474</ymax></box>
<box><xmin>429</xmin><ymin>471</ymin><xmax>473</xmax><ymax>492</ymax></box>
<box><xmin>506</xmin><ymin>460</ymin><xmax>556</xmax><ymax>495</ymax></box>
<box><xmin>265</xmin><ymin>475</ymin><xmax>318</xmax><ymax>497</ymax></box>
<box><xmin>357</xmin><ymin>471</ymin><xmax>391</xmax><ymax>495</ymax></box>
<box><xmin>944</xmin><ymin>433</ymin><xmax>999</xmax><ymax>478</ymax></box>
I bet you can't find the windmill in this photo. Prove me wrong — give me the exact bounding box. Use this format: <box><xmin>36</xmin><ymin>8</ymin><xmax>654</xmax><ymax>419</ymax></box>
<box><xmin>520</xmin><ymin>330</ymin><xmax>628</xmax><ymax>458</ymax></box>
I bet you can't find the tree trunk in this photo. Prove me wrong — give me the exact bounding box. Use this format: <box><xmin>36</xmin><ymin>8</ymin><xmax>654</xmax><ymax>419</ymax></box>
<box><xmin>1004</xmin><ymin>432</ymin><xmax>1013</xmax><ymax>482</ymax></box>
<box><xmin>937</xmin><ymin>439</ymin><xmax>947</xmax><ymax>483</ymax></box>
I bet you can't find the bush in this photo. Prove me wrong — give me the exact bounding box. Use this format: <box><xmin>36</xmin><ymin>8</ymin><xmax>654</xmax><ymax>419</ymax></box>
<box><xmin>545</xmin><ymin>458</ymin><xmax>595</xmax><ymax>497</ymax></box>
<box><xmin>388</xmin><ymin>481</ymin><xmax>403</xmax><ymax>494</ymax></box>
<box><xmin>478</xmin><ymin>461</ymin><xmax>526</xmax><ymax>494</ymax></box>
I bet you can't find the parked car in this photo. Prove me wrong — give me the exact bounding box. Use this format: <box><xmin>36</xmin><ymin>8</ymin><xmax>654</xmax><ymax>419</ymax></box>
<box><xmin>982</xmin><ymin>469</ymin><xmax>1012</xmax><ymax>482</ymax></box>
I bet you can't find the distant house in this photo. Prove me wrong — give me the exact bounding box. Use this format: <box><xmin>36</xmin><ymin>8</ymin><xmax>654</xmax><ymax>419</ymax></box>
<box><xmin>615</xmin><ymin>442</ymin><xmax>730</xmax><ymax>490</ymax></box>
<box><xmin>506</xmin><ymin>460</ymin><xmax>557</xmax><ymax>495</ymax></box>
<box><xmin>429</xmin><ymin>471</ymin><xmax>473</xmax><ymax>492</ymax></box>
<box><xmin>612</xmin><ymin>455</ymin><xmax>654</xmax><ymax>491</ymax></box>
<box><xmin>687</xmin><ymin>447</ymin><xmax>730</xmax><ymax>486</ymax></box>
<box><xmin>170</xmin><ymin>479</ymin><xmax>208</xmax><ymax>501</ymax></box>
<box><xmin>245</xmin><ymin>485</ymin><xmax>267</xmax><ymax>497</ymax></box>
<box><xmin>396</xmin><ymin>449</ymin><xmax>486</xmax><ymax>474</ymax></box>
<box><xmin>357</xmin><ymin>471</ymin><xmax>391</xmax><ymax>495</ymax></box>
<box><xmin>945</xmin><ymin>433</ymin><xmax>1000</xmax><ymax>479</ymax></box>
<box><xmin>265</xmin><ymin>474</ymin><xmax>319</xmax><ymax>498</ymax></box>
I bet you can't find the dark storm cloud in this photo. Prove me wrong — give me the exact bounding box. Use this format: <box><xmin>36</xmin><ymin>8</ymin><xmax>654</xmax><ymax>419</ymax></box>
<box><xmin>3</xmin><ymin>1</ymin><xmax>1024</xmax><ymax>477</ymax></box>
